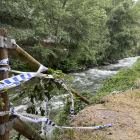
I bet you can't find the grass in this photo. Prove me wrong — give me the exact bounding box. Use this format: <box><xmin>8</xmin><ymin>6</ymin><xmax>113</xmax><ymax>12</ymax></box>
<box><xmin>95</xmin><ymin>57</ymin><xmax>140</xmax><ymax>100</ymax></box>
<box><xmin>51</xmin><ymin>57</ymin><xmax>140</xmax><ymax>140</ymax></box>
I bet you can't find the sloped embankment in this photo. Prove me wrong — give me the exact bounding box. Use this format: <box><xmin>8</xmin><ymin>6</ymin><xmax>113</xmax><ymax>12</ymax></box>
<box><xmin>60</xmin><ymin>89</ymin><xmax>140</xmax><ymax>140</ymax></box>
<box><xmin>59</xmin><ymin>57</ymin><xmax>140</xmax><ymax>140</ymax></box>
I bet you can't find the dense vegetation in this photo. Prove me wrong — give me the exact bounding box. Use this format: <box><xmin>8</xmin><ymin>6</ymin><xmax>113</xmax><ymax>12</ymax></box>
<box><xmin>0</xmin><ymin>0</ymin><xmax>140</xmax><ymax>72</ymax></box>
<box><xmin>1</xmin><ymin>0</ymin><xmax>140</xmax><ymax>139</ymax></box>
<box><xmin>96</xmin><ymin>57</ymin><xmax>140</xmax><ymax>98</ymax></box>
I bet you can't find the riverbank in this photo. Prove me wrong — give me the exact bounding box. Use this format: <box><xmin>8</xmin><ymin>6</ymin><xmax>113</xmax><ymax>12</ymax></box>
<box><xmin>64</xmin><ymin>59</ymin><xmax>119</xmax><ymax>73</ymax></box>
<box><xmin>64</xmin><ymin>56</ymin><xmax>137</xmax><ymax>73</ymax></box>
<box><xmin>53</xmin><ymin>56</ymin><xmax>140</xmax><ymax>140</ymax></box>
<box><xmin>60</xmin><ymin>89</ymin><xmax>140</xmax><ymax>140</ymax></box>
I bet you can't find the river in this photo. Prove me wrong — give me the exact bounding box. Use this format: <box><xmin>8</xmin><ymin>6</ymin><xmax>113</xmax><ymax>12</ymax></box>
<box><xmin>67</xmin><ymin>56</ymin><xmax>139</xmax><ymax>94</ymax></box>
<box><xmin>9</xmin><ymin>56</ymin><xmax>139</xmax><ymax>138</ymax></box>
<box><xmin>45</xmin><ymin>56</ymin><xmax>140</xmax><ymax>135</ymax></box>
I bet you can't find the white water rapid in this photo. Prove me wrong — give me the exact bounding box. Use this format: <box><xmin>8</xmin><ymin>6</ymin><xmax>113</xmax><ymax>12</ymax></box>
<box><xmin>67</xmin><ymin>56</ymin><xmax>140</xmax><ymax>93</ymax></box>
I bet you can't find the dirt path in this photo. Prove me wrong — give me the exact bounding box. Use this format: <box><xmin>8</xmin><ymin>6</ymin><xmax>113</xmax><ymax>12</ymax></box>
<box><xmin>60</xmin><ymin>89</ymin><xmax>140</xmax><ymax>140</ymax></box>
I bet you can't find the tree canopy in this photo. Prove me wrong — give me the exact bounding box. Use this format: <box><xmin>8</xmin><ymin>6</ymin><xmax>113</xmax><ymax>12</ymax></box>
<box><xmin>0</xmin><ymin>0</ymin><xmax>140</xmax><ymax>71</ymax></box>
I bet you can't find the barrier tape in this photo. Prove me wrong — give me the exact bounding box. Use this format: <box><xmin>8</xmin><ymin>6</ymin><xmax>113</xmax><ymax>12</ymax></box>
<box><xmin>0</xmin><ymin>58</ymin><xmax>74</xmax><ymax>120</ymax></box>
<box><xmin>0</xmin><ymin>58</ymin><xmax>10</xmax><ymax>72</ymax></box>
<box><xmin>6</xmin><ymin>105</ymin><xmax>113</xmax><ymax>130</ymax></box>
<box><xmin>0</xmin><ymin>58</ymin><xmax>113</xmax><ymax>131</ymax></box>
<box><xmin>110</xmin><ymin>90</ymin><xmax>124</xmax><ymax>95</ymax></box>
<box><xmin>57</xmin><ymin>124</ymin><xmax>113</xmax><ymax>129</ymax></box>
<box><xmin>54</xmin><ymin>78</ymin><xmax>74</xmax><ymax>121</ymax></box>
<box><xmin>0</xmin><ymin>111</ymin><xmax>11</xmax><ymax>116</ymax></box>
<box><xmin>0</xmin><ymin>58</ymin><xmax>9</xmax><ymax>65</ymax></box>
<box><xmin>0</xmin><ymin>59</ymin><xmax>53</xmax><ymax>90</ymax></box>
<box><xmin>110</xmin><ymin>81</ymin><xmax>136</xmax><ymax>95</ymax></box>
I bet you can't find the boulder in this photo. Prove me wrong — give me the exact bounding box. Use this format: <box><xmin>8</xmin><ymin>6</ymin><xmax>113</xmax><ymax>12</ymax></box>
<box><xmin>101</xmin><ymin>61</ymin><xmax>110</xmax><ymax>65</ymax></box>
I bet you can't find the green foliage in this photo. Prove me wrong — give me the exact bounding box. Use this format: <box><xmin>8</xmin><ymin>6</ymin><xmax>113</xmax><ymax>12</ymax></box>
<box><xmin>51</xmin><ymin>90</ymin><xmax>93</xmax><ymax>139</ymax></box>
<box><xmin>67</xmin><ymin>129</ymin><xmax>75</xmax><ymax>139</ymax></box>
<box><xmin>1</xmin><ymin>0</ymin><xmax>140</xmax><ymax>71</ymax></box>
<box><xmin>60</xmin><ymin>58</ymin><xmax>77</xmax><ymax>72</ymax></box>
<box><xmin>10</xmin><ymin>134</ymin><xmax>25</xmax><ymax>140</ymax></box>
<box><xmin>103</xmin><ymin>0</ymin><xmax>140</xmax><ymax>60</ymax></box>
<box><xmin>10</xmin><ymin>70</ymin><xmax>72</xmax><ymax>116</ymax></box>
<box><xmin>96</xmin><ymin>57</ymin><xmax>140</xmax><ymax>98</ymax></box>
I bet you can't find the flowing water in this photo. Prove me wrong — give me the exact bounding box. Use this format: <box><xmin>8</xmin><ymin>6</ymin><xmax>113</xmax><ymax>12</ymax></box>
<box><xmin>67</xmin><ymin>56</ymin><xmax>140</xmax><ymax>94</ymax></box>
<box><xmin>9</xmin><ymin>56</ymin><xmax>139</xmax><ymax>137</ymax></box>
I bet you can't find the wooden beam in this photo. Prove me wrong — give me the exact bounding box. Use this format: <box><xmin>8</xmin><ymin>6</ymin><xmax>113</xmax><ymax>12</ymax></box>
<box><xmin>8</xmin><ymin>44</ymin><xmax>91</xmax><ymax>105</ymax></box>
<box><xmin>10</xmin><ymin>115</ymin><xmax>45</xmax><ymax>140</ymax></box>
<box><xmin>8</xmin><ymin>45</ymin><xmax>42</xmax><ymax>72</ymax></box>
<box><xmin>0</xmin><ymin>28</ymin><xmax>9</xmax><ymax>139</ymax></box>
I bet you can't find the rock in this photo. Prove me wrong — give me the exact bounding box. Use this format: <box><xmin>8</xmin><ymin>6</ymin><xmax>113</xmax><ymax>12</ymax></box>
<box><xmin>112</xmin><ymin>60</ymin><xmax>119</xmax><ymax>64</ymax></box>
<box><xmin>82</xmin><ymin>67</ymin><xmax>86</xmax><ymax>70</ymax></box>
<box><xmin>108</xmin><ymin>132</ymin><xmax>113</xmax><ymax>135</ymax></box>
<box><xmin>98</xmin><ymin>98</ymin><xmax>109</xmax><ymax>104</ymax></box>
<box><xmin>78</xmin><ymin>68</ymin><xmax>82</xmax><ymax>70</ymax></box>
<box><xmin>87</xmin><ymin>64</ymin><xmax>98</xmax><ymax>69</ymax></box>
<box><xmin>102</xmin><ymin>61</ymin><xmax>110</xmax><ymax>65</ymax></box>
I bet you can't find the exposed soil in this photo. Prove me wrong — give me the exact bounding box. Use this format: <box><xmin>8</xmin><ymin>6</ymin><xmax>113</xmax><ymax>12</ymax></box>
<box><xmin>59</xmin><ymin>89</ymin><xmax>140</xmax><ymax>140</ymax></box>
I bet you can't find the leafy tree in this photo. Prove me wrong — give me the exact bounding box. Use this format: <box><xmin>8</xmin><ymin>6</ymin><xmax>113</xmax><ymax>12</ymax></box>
<box><xmin>0</xmin><ymin>0</ymin><xmax>140</xmax><ymax>71</ymax></box>
<box><xmin>103</xmin><ymin>0</ymin><xmax>140</xmax><ymax>60</ymax></box>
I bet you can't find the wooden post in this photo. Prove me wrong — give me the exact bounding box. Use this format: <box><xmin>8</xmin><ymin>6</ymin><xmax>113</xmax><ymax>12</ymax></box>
<box><xmin>0</xmin><ymin>29</ymin><xmax>9</xmax><ymax>139</ymax></box>
<box><xmin>10</xmin><ymin>115</ymin><xmax>45</xmax><ymax>140</ymax></box>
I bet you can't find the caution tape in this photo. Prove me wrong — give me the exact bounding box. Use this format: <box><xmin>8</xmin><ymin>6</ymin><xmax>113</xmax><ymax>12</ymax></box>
<box><xmin>0</xmin><ymin>58</ymin><xmax>9</xmax><ymax>65</ymax></box>
<box><xmin>0</xmin><ymin>58</ymin><xmax>10</xmax><ymax>72</ymax></box>
<box><xmin>0</xmin><ymin>58</ymin><xmax>113</xmax><ymax>131</ymax></box>
<box><xmin>110</xmin><ymin>90</ymin><xmax>124</xmax><ymax>94</ymax></box>
<box><xmin>0</xmin><ymin>58</ymin><xmax>53</xmax><ymax>90</ymax></box>
<box><xmin>5</xmin><ymin>105</ymin><xmax>113</xmax><ymax>130</ymax></box>
<box><xmin>54</xmin><ymin>78</ymin><xmax>74</xmax><ymax>120</ymax></box>
<box><xmin>0</xmin><ymin>58</ymin><xmax>74</xmax><ymax>121</ymax></box>
<box><xmin>57</xmin><ymin>124</ymin><xmax>113</xmax><ymax>129</ymax></box>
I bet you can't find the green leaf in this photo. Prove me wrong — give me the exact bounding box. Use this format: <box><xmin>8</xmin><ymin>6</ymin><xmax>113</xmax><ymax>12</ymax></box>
<box><xmin>47</xmin><ymin>84</ymin><xmax>54</xmax><ymax>92</ymax></box>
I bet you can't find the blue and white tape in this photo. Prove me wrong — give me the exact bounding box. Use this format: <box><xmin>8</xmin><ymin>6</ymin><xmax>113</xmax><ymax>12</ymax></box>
<box><xmin>0</xmin><ymin>111</ymin><xmax>11</xmax><ymax>116</ymax></box>
<box><xmin>0</xmin><ymin>59</ymin><xmax>74</xmax><ymax>123</ymax></box>
<box><xmin>110</xmin><ymin>90</ymin><xmax>124</xmax><ymax>94</ymax></box>
<box><xmin>0</xmin><ymin>58</ymin><xmax>112</xmax><ymax>131</ymax></box>
<box><xmin>0</xmin><ymin>67</ymin><xmax>9</xmax><ymax>72</ymax></box>
<box><xmin>0</xmin><ymin>58</ymin><xmax>9</xmax><ymax>65</ymax></box>
<box><xmin>0</xmin><ymin>58</ymin><xmax>10</xmax><ymax>72</ymax></box>
<box><xmin>0</xmin><ymin>61</ymin><xmax>53</xmax><ymax>90</ymax></box>
<box><xmin>57</xmin><ymin>124</ymin><xmax>113</xmax><ymax>129</ymax></box>
<box><xmin>0</xmin><ymin>72</ymin><xmax>35</xmax><ymax>90</ymax></box>
<box><xmin>5</xmin><ymin>105</ymin><xmax>113</xmax><ymax>130</ymax></box>
<box><xmin>54</xmin><ymin>78</ymin><xmax>74</xmax><ymax>120</ymax></box>
<box><xmin>70</xmin><ymin>109</ymin><xmax>74</xmax><ymax>121</ymax></box>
